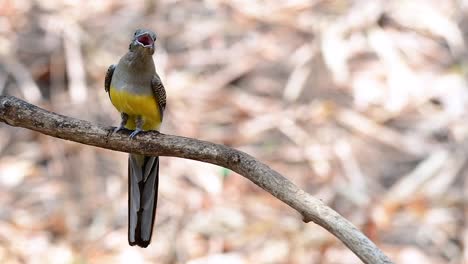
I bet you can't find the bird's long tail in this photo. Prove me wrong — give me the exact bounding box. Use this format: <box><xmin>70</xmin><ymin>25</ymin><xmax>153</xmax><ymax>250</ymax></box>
<box><xmin>128</xmin><ymin>154</ymin><xmax>159</xmax><ymax>248</ymax></box>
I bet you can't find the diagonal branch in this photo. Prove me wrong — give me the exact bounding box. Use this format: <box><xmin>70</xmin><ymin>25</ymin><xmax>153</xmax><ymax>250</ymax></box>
<box><xmin>0</xmin><ymin>95</ymin><xmax>393</xmax><ymax>264</ymax></box>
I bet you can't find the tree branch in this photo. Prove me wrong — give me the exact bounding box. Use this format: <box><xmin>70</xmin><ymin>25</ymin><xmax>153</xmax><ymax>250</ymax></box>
<box><xmin>0</xmin><ymin>95</ymin><xmax>393</xmax><ymax>264</ymax></box>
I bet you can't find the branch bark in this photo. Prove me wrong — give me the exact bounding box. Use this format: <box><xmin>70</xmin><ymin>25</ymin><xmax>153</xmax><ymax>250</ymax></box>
<box><xmin>0</xmin><ymin>95</ymin><xmax>393</xmax><ymax>264</ymax></box>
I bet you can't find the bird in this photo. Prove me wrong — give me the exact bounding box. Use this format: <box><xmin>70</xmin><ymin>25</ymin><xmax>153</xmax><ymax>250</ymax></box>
<box><xmin>104</xmin><ymin>29</ymin><xmax>166</xmax><ymax>248</ymax></box>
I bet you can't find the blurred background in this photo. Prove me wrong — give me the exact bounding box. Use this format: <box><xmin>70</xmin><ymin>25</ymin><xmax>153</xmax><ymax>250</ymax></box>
<box><xmin>0</xmin><ymin>0</ymin><xmax>468</xmax><ymax>263</ymax></box>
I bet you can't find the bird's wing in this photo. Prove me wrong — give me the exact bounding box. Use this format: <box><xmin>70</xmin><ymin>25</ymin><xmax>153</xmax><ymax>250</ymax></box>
<box><xmin>151</xmin><ymin>73</ymin><xmax>167</xmax><ymax>120</ymax></box>
<box><xmin>105</xmin><ymin>64</ymin><xmax>116</xmax><ymax>93</ymax></box>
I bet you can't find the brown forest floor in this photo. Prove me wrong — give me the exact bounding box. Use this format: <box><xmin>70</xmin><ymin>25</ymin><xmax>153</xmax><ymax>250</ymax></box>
<box><xmin>0</xmin><ymin>0</ymin><xmax>468</xmax><ymax>263</ymax></box>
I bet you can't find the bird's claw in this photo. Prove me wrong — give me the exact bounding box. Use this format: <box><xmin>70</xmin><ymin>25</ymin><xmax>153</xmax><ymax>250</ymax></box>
<box><xmin>113</xmin><ymin>126</ymin><xmax>125</xmax><ymax>134</ymax></box>
<box><xmin>129</xmin><ymin>129</ymin><xmax>142</xmax><ymax>139</ymax></box>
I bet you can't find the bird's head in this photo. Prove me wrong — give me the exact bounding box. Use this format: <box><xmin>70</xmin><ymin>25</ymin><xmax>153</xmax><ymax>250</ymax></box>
<box><xmin>129</xmin><ymin>29</ymin><xmax>157</xmax><ymax>55</ymax></box>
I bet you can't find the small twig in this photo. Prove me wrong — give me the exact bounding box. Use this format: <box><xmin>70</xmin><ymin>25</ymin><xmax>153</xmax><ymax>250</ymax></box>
<box><xmin>0</xmin><ymin>95</ymin><xmax>393</xmax><ymax>264</ymax></box>
<box><xmin>63</xmin><ymin>23</ymin><xmax>87</xmax><ymax>103</ymax></box>
<box><xmin>336</xmin><ymin>108</ymin><xmax>432</xmax><ymax>156</ymax></box>
<box><xmin>283</xmin><ymin>43</ymin><xmax>316</xmax><ymax>102</ymax></box>
<box><xmin>2</xmin><ymin>58</ymin><xmax>43</xmax><ymax>103</ymax></box>
<box><xmin>383</xmin><ymin>149</ymin><xmax>449</xmax><ymax>207</ymax></box>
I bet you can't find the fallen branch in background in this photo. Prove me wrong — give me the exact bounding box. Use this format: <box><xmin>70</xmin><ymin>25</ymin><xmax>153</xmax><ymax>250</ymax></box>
<box><xmin>0</xmin><ymin>95</ymin><xmax>393</xmax><ymax>264</ymax></box>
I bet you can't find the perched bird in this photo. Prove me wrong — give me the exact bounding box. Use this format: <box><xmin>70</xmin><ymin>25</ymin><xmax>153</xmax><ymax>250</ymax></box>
<box><xmin>104</xmin><ymin>29</ymin><xmax>166</xmax><ymax>248</ymax></box>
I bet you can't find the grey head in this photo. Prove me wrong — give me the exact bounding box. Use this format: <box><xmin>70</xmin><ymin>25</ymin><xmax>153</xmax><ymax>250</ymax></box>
<box><xmin>129</xmin><ymin>29</ymin><xmax>157</xmax><ymax>55</ymax></box>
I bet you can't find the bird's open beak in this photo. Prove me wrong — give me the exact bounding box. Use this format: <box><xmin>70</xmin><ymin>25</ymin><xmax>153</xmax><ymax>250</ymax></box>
<box><xmin>135</xmin><ymin>32</ymin><xmax>154</xmax><ymax>47</ymax></box>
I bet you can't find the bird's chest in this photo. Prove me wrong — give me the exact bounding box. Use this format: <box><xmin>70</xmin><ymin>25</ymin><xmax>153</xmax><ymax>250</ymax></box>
<box><xmin>109</xmin><ymin>68</ymin><xmax>155</xmax><ymax>112</ymax></box>
<box><xmin>109</xmin><ymin>86</ymin><xmax>161</xmax><ymax>130</ymax></box>
<box><xmin>109</xmin><ymin>86</ymin><xmax>156</xmax><ymax>115</ymax></box>
<box><xmin>110</xmin><ymin>74</ymin><xmax>160</xmax><ymax>126</ymax></box>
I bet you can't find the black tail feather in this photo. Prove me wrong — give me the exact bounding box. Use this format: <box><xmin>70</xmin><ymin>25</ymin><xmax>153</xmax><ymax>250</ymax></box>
<box><xmin>128</xmin><ymin>154</ymin><xmax>159</xmax><ymax>247</ymax></box>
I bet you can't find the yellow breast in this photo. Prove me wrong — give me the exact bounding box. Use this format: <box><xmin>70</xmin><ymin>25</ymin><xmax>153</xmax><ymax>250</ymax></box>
<box><xmin>109</xmin><ymin>86</ymin><xmax>161</xmax><ymax>130</ymax></box>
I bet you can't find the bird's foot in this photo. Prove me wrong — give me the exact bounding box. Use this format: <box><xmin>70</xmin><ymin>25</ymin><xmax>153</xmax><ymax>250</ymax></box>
<box><xmin>129</xmin><ymin>129</ymin><xmax>142</xmax><ymax>139</ymax></box>
<box><xmin>113</xmin><ymin>126</ymin><xmax>125</xmax><ymax>134</ymax></box>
